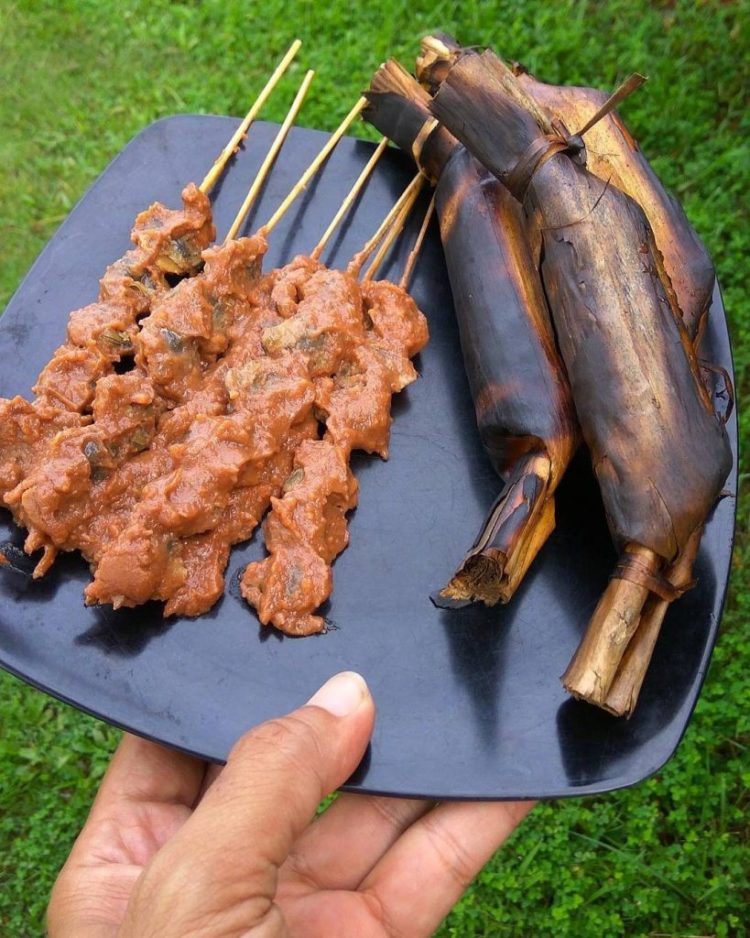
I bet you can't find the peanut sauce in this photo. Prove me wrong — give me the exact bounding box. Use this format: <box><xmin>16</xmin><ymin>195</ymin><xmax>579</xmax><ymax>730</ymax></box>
<box><xmin>240</xmin><ymin>275</ymin><xmax>429</xmax><ymax>635</ymax></box>
<box><xmin>2</xmin><ymin>221</ymin><xmax>428</xmax><ymax>635</ymax></box>
<box><xmin>0</xmin><ymin>185</ymin><xmax>215</xmax><ymax>574</ymax></box>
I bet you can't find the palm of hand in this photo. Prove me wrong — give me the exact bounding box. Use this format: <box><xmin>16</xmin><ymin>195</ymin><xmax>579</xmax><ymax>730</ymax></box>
<box><xmin>49</xmin><ymin>680</ymin><xmax>531</xmax><ymax>938</ymax></box>
<box><xmin>50</xmin><ymin>747</ymin><xmax>198</xmax><ymax>935</ymax></box>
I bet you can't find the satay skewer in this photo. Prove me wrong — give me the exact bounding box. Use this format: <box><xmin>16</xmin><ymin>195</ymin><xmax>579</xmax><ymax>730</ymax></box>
<box><xmin>311</xmin><ymin>136</ymin><xmax>389</xmax><ymax>260</ymax></box>
<box><xmin>362</xmin><ymin>176</ymin><xmax>426</xmax><ymax>280</ymax></box>
<box><xmin>347</xmin><ymin>171</ymin><xmax>424</xmax><ymax>275</ymax></box>
<box><xmin>78</xmin><ymin>97</ymin><xmax>381</xmax><ymax>593</ymax></box>
<box><xmin>165</xmin><ymin>154</ymin><xmax>434</xmax><ymax>621</ymax></box>
<box><xmin>262</xmin><ymin>97</ymin><xmax>369</xmax><ymax>234</ymax></box>
<box><xmin>399</xmin><ymin>193</ymin><xmax>436</xmax><ymax>289</ymax></box>
<box><xmin>199</xmin><ymin>39</ymin><xmax>302</xmax><ymax>194</ymax></box>
<box><xmin>136</xmin><ymin>77</ymin><xmax>320</xmax><ymax>403</ymax></box>
<box><xmin>4</xmin><ymin>80</ymin><xmax>320</xmax><ymax>577</ymax></box>
<box><xmin>23</xmin><ymin>73</ymin><xmax>312</xmax><ymax>415</ymax></box>
<box><xmin>89</xmin><ymin>167</ymin><xmax>432</xmax><ymax>619</ymax></box>
<box><xmin>240</xmin><ymin>188</ymin><xmax>431</xmax><ymax>635</ymax></box>
<box><xmin>225</xmin><ymin>69</ymin><xmax>315</xmax><ymax>241</ymax></box>
<box><xmin>15</xmin><ymin>98</ymin><xmax>431</xmax><ymax>612</ymax></box>
<box><xmin>0</xmin><ymin>57</ymin><xmax>315</xmax><ymax>569</ymax></box>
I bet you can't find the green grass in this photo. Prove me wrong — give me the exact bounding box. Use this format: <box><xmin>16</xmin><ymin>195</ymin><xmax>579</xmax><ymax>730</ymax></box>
<box><xmin>1</xmin><ymin>0</ymin><xmax>748</xmax><ymax>934</ymax></box>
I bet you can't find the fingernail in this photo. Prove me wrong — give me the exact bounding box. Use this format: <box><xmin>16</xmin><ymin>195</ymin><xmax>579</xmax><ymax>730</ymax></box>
<box><xmin>306</xmin><ymin>671</ymin><xmax>369</xmax><ymax>717</ymax></box>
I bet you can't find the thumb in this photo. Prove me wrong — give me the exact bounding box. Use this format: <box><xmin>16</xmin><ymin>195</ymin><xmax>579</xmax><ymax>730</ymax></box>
<box><xmin>192</xmin><ymin>669</ymin><xmax>375</xmax><ymax>865</ymax></box>
<box><xmin>121</xmin><ymin>671</ymin><xmax>374</xmax><ymax>935</ymax></box>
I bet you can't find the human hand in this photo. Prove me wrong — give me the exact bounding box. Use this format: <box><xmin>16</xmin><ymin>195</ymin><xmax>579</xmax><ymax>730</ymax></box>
<box><xmin>48</xmin><ymin>671</ymin><xmax>533</xmax><ymax>937</ymax></box>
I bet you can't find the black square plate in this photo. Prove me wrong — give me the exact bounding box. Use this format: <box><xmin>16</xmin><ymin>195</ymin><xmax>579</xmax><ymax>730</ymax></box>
<box><xmin>0</xmin><ymin>116</ymin><xmax>737</xmax><ymax>799</ymax></box>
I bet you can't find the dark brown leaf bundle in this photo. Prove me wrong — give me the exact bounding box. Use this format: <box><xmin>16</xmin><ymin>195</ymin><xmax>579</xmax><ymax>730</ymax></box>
<box><xmin>429</xmin><ymin>47</ymin><xmax>732</xmax><ymax>714</ymax></box>
<box><xmin>365</xmin><ymin>62</ymin><xmax>578</xmax><ymax>605</ymax></box>
<box><xmin>416</xmin><ymin>34</ymin><xmax>715</xmax><ymax>344</ymax></box>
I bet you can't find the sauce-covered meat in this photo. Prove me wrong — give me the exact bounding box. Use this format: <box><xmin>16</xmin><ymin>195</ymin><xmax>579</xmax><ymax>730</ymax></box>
<box><xmin>136</xmin><ymin>234</ymin><xmax>266</xmax><ymax>403</ymax></box>
<box><xmin>3</xmin><ymin>234</ymin><xmax>428</xmax><ymax>635</ymax></box>
<box><xmin>87</xmin><ymin>360</ymin><xmax>313</xmax><ymax>609</ymax></box>
<box><xmin>131</xmin><ymin>183</ymin><xmax>215</xmax><ymax>275</ymax></box>
<box><xmin>165</xmin><ymin>414</ymin><xmax>318</xmax><ymax>618</ymax></box>
<box><xmin>242</xmin><ymin>439</ymin><xmax>358</xmax><ymax>635</ymax></box>
<box><xmin>37</xmin><ymin>184</ymin><xmax>214</xmax><ymax>414</ymax></box>
<box><xmin>239</xmin><ymin>266</ymin><xmax>428</xmax><ymax>635</ymax></box>
<box><xmin>4</xmin><ymin>373</ymin><xmax>160</xmax><ymax>575</ymax></box>
<box><xmin>33</xmin><ymin>346</ymin><xmax>111</xmax><ymax>413</ymax></box>
<box><xmin>0</xmin><ymin>397</ymin><xmax>84</xmax><ymax>496</ymax></box>
<box><xmin>4</xmin><ymin>236</ymin><xmax>266</xmax><ymax>589</ymax></box>
<box><xmin>0</xmin><ymin>184</ymin><xmax>214</xmax><ymax>542</ymax></box>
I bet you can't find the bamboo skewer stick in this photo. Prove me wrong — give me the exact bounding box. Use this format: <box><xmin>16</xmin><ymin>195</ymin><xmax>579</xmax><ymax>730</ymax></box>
<box><xmin>199</xmin><ymin>39</ymin><xmax>302</xmax><ymax>194</ymax></box>
<box><xmin>361</xmin><ymin>173</ymin><xmax>424</xmax><ymax>259</ymax></box>
<box><xmin>572</xmin><ymin>73</ymin><xmax>647</xmax><ymax>139</ymax></box>
<box><xmin>347</xmin><ymin>172</ymin><xmax>424</xmax><ymax>275</ymax></box>
<box><xmin>225</xmin><ymin>70</ymin><xmax>315</xmax><ymax>241</ymax></box>
<box><xmin>311</xmin><ymin>137</ymin><xmax>389</xmax><ymax>260</ymax></box>
<box><xmin>362</xmin><ymin>201</ymin><xmax>411</xmax><ymax>281</ymax></box>
<box><xmin>399</xmin><ymin>192</ymin><xmax>436</xmax><ymax>289</ymax></box>
<box><xmin>362</xmin><ymin>176</ymin><xmax>425</xmax><ymax>281</ymax></box>
<box><xmin>262</xmin><ymin>97</ymin><xmax>369</xmax><ymax>235</ymax></box>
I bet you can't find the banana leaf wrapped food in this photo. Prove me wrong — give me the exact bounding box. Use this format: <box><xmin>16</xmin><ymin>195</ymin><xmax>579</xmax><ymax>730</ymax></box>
<box><xmin>416</xmin><ymin>34</ymin><xmax>714</xmax><ymax>344</ymax></box>
<box><xmin>428</xmin><ymin>47</ymin><xmax>732</xmax><ymax>714</ymax></box>
<box><xmin>364</xmin><ymin>61</ymin><xmax>578</xmax><ymax>606</ymax></box>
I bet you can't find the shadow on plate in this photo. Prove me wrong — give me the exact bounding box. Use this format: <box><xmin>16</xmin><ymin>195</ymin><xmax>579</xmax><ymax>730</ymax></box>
<box><xmin>0</xmin><ymin>532</ymin><xmax>90</xmax><ymax>605</ymax></box>
<box><xmin>440</xmin><ymin>600</ymin><xmax>510</xmax><ymax>751</ymax></box>
<box><xmin>76</xmin><ymin>602</ymin><xmax>178</xmax><ymax>657</ymax></box>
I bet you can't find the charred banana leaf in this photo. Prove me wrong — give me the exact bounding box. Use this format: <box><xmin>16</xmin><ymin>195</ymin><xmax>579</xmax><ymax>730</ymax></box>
<box><xmin>430</xmin><ymin>48</ymin><xmax>732</xmax><ymax>713</ymax></box>
<box><xmin>417</xmin><ymin>34</ymin><xmax>715</xmax><ymax>343</ymax></box>
<box><xmin>365</xmin><ymin>62</ymin><xmax>577</xmax><ymax>606</ymax></box>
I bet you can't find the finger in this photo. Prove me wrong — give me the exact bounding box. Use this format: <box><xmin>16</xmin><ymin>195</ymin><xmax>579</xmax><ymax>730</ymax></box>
<box><xmin>121</xmin><ymin>671</ymin><xmax>375</xmax><ymax>935</ymax></box>
<box><xmin>280</xmin><ymin>793</ymin><xmax>431</xmax><ymax>893</ymax></box>
<box><xmin>179</xmin><ymin>671</ymin><xmax>374</xmax><ymax>864</ymax></box>
<box><xmin>362</xmin><ymin>799</ymin><xmax>535</xmax><ymax>937</ymax></box>
<box><xmin>194</xmin><ymin>760</ymin><xmax>224</xmax><ymax>804</ymax></box>
<box><xmin>89</xmin><ymin>733</ymin><xmax>207</xmax><ymax>820</ymax></box>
